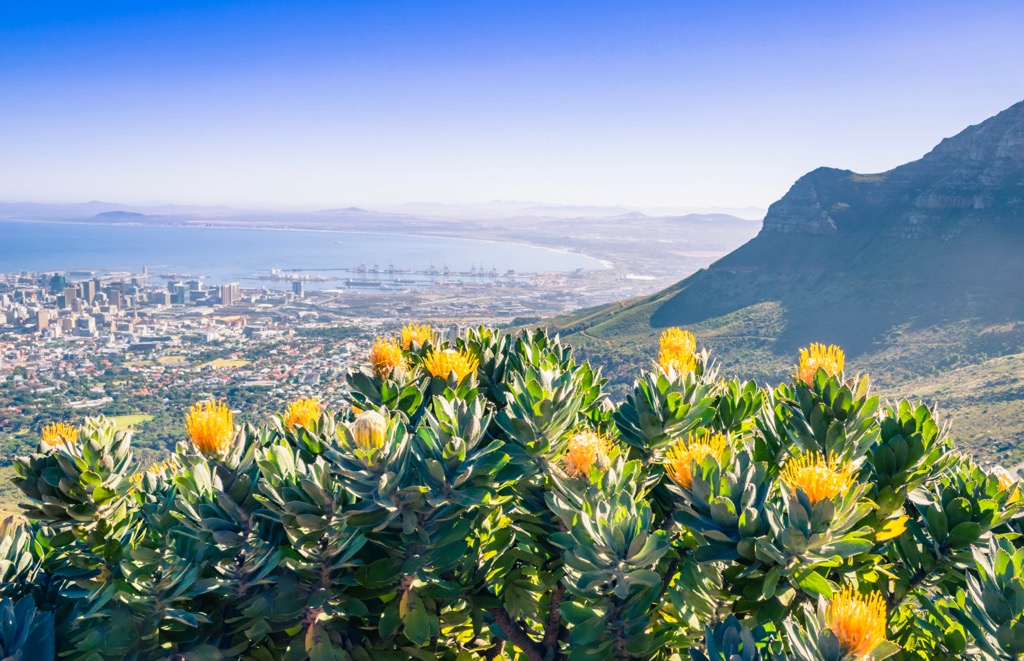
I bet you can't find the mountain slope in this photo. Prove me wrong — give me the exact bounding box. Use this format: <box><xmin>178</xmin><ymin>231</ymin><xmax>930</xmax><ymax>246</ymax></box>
<box><xmin>551</xmin><ymin>100</ymin><xmax>1024</xmax><ymax>461</ymax></box>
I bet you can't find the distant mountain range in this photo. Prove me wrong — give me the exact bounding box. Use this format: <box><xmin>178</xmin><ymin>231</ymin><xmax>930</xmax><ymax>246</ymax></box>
<box><xmin>390</xmin><ymin>201</ymin><xmax>766</xmax><ymax>220</ymax></box>
<box><xmin>552</xmin><ymin>99</ymin><xmax>1024</xmax><ymax>465</ymax></box>
<box><xmin>0</xmin><ymin>199</ymin><xmax>766</xmax><ymax>223</ymax></box>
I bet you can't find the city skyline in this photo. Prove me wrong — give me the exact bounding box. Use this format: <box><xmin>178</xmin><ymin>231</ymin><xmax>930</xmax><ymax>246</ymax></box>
<box><xmin>2</xmin><ymin>1</ymin><xmax>1022</xmax><ymax>211</ymax></box>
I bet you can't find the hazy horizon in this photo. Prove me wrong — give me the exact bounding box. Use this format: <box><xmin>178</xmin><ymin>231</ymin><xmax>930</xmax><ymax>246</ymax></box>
<box><xmin>2</xmin><ymin>1</ymin><xmax>1022</xmax><ymax>211</ymax></box>
<box><xmin>0</xmin><ymin>198</ymin><xmax>769</xmax><ymax>221</ymax></box>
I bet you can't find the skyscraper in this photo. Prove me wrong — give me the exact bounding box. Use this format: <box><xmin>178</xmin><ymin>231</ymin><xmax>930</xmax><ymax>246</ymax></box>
<box><xmin>173</xmin><ymin>284</ymin><xmax>190</xmax><ymax>305</ymax></box>
<box><xmin>79</xmin><ymin>279</ymin><xmax>97</xmax><ymax>303</ymax></box>
<box><xmin>36</xmin><ymin>309</ymin><xmax>50</xmax><ymax>332</ymax></box>
<box><xmin>49</xmin><ymin>273</ymin><xmax>67</xmax><ymax>293</ymax></box>
<box><xmin>220</xmin><ymin>282</ymin><xmax>240</xmax><ymax>306</ymax></box>
<box><xmin>62</xmin><ymin>286</ymin><xmax>77</xmax><ymax>309</ymax></box>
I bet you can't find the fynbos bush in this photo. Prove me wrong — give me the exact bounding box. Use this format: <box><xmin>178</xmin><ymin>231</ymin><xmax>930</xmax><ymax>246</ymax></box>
<box><xmin>4</xmin><ymin>326</ymin><xmax>1023</xmax><ymax>660</ymax></box>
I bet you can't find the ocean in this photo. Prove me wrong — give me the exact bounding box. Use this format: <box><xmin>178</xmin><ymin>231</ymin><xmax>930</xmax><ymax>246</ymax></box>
<box><xmin>0</xmin><ymin>219</ymin><xmax>607</xmax><ymax>290</ymax></box>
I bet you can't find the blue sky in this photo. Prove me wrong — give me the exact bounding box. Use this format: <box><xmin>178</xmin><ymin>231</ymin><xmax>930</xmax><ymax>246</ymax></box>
<box><xmin>1</xmin><ymin>1</ymin><xmax>1022</xmax><ymax>212</ymax></box>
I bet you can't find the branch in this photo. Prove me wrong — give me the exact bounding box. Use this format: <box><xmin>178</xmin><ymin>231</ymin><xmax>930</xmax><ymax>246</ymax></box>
<box><xmin>486</xmin><ymin>606</ymin><xmax>546</xmax><ymax>661</ymax></box>
<box><xmin>478</xmin><ymin>638</ymin><xmax>505</xmax><ymax>660</ymax></box>
<box><xmin>607</xmin><ymin>597</ymin><xmax>630</xmax><ymax>661</ymax></box>
<box><xmin>887</xmin><ymin>566</ymin><xmax>930</xmax><ymax>612</ymax></box>
<box><xmin>542</xmin><ymin>582</ymin><xmax>566</xmax><ymax>652</ymax></box>
<box><xmin>654</xmin><ymin>556</ymin><xmax>681</xmax><ymax>603</ymax></box>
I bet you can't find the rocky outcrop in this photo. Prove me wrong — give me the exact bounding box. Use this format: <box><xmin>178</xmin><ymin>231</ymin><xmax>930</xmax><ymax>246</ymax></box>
<box><xmin>759</xmin><ymin>168</ymin><xmax>845</xmax><ymax>235</ymax></box>
<box><xmin>761</xmin><ymin>100</ymin><xmax>1024</xmax><ymax>241</ymax></box>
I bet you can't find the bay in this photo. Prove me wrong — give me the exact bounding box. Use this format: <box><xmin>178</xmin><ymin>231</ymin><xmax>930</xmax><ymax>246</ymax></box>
<box><xmin>0</xmin><ymin>219</ymin><xmax>607</xmax><ymax>290</ymax></box>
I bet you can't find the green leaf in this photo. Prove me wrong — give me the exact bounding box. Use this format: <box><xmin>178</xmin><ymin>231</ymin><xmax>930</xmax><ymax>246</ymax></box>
<box><xmin>560</xmin><ymin>601</ymin><xmax>596</xmax><ymax>626</ymax></box>
<box><xmin>91</xmin><ymin>486</ymin><xmax>116</xmax><ymax>506</ymax></box>
<box><xmin>761</xmin><ymin>567</ymin><xmax>781</xmax><ymax>600</ymax></box>
<box><xmin>401</xmin><ymin>591</ymin><xmax>431</xmax><ymax>645</ymax></box>
<box><xmin>49</xmin><ymin>530</ymin><xmax>76</xmax><ymax>547</ymax></box>
<box><xmin>379</xmin><ymin>600</ymin><xmax>401</xmax><ymax>638</ymax></box>
<box><xmin>356</xmin><ymin>558</ymin><xmax>399</xmax><ymax>587</ymax></box>
<box><xmin>308</xmin><ymin>623</ymin><xmax>345</xmax><ymax>661</ymax></box>
<box><xmin>981</xmin><ymin>587</ymin><xmax>1013</xmax><ymax>625</ymax></box>
<box><xmin>947</xmin><ymin>521</ymin><xmax>983</xmax><ymax>548</ymax></box>
<box><xmin>569</xmin><ymin>614</ymin><xmax>607</xmax><ymax>646</ymax></box>
<box><xmin>925</xmin><ymin>507</ymin><xmax>948</xmax><ymax>542</ymax></box>
<box><xmin>945</xmin><ymin>497</ymin><xmax>972</xmax><ymax>530</ymax></box>
<box><xmin>793</xmin><ymin>568</ymin><xmax>832</xmax><ymax>599</ymax></box>
<box><xmin>818</xmin><ymin>538</ymin><xmax>873</xmax><ymax>557</ymax></box>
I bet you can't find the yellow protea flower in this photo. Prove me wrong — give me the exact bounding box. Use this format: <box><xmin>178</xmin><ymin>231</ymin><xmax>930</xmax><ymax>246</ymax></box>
<box><xmin>992</xmin><ymin>466</ymin><xmax>1021</xmax><ymax>504</ymax></box>
<box><xmin>423</xmin><ymin>348</ymin><xmax>479</xmax><ymax>381</ymax></box>
<box><xmin>350</xmin><ymin>410</ymin><xmax>388</xmax><ymax>454</ymax></box>
<box><xmin>398</xmin><ymin>323</ymin><xmax>437</xmax><ymax>350</ymax></box>
<box><xmin>664</xmin><ymin>430</ymin><xmax>729</xmax><ymax>489</ymax></box>
<box><xmin>826</xmin><ymin>587</ymin><xmax>888</xmax><ymax>657</ymax></box>
<box><xmin>351</xmin><ymin>404</ymin><xmax>364</xmax><ymax>416</ymax></box>
<box><xmin>185</xmin><ymin>400</ymin><xmax>235</xmax><ymax>457</ymax></box>
<box><xmin>369</xmin><ymin>337</ymin><xmax>405</xmax><ymax>379</ymax></box>
<box><xmin>41</xmin><ymin>422</ymin><xmax>78</xmax><ymax>449</ymax></box>
<box><xmin>148</xmin><ymin>457</ymin><xmax>179</xmax><ymax>476</ymax></box>
<box><xmin>796</xmin><ymin>343</ymin><xmax>845</xmax><ymax>385</ymax></box>
<box><xmin>993</xmin><ymin>466</ymin><xmax>1019</xmax><ymax>491</ymax></box>
<box><xmin>658</xmin><ymin>327</ymin><xmax>698</xmax><ymax>375</ymax></box>
<box><xmin>875</xmin><ymin>515</ymin><xmax>908</xmax><ymax>542</ymax></box>
<box><xmin>780</xmin><ymin>452</ymin><xmax>858</xmax><ymax>505</ymax></box>
<box><xmin>283</xmin><ymin>397</ymin><xmax>321</xmax><ymax>430</ymax></box>
<box><xmin>563</xmin><ymin>431</ymin><xmax>612</xmax><ymax>478</ymax></box>
<box><xmin>130</xmin><ymin>458</ymin><xmax>180</xmax><ymax>488</ymax></box>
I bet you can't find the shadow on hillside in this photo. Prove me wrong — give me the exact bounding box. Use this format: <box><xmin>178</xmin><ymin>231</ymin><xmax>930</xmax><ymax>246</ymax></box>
<box><xmin>650</xmin><ymin>232</ymin><xmax>1024</xmax><ymax>359</ymax></box>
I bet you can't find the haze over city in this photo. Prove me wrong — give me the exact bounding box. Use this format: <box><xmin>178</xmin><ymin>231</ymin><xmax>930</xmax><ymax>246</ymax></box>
<box><xmin>2</xmin><ymin>0</ymin><xmax>1022</xmax><ymax>211</ymax></box>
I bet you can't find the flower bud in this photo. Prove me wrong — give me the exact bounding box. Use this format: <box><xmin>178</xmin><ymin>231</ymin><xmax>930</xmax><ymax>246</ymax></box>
<box><xmin>351</xmin><ymin>410</ymin><xmax>387</xmax><ymax>453</ymax></box>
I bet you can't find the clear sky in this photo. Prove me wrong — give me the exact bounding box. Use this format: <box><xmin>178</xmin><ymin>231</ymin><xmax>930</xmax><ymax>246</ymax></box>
<box><xmin>1</xmin><ymin>0</ymin><xmax>1022</xmax><ymax>212</ymax></box>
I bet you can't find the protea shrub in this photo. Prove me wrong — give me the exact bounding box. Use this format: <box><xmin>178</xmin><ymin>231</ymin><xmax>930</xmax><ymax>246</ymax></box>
<box><xmin>4</xmin><ymin>326</ymin><xmax>1024</xmax><ymax>660</ymax></box>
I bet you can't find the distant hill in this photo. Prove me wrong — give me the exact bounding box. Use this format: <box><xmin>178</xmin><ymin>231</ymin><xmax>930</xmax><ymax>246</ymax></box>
<box><xmin>552</xmin><ymin>100</ymin><xmax>1024</xmax><ymax>464</ymax></box>
<box><xmin>93</xmin><ymin>210</ymin><xmax>149</xmax><ymax>221</ymax></box>
<box><xmin>0</xmin><ymin>201</ymin><xmax>249</xmax><ymax>220</ymax></box>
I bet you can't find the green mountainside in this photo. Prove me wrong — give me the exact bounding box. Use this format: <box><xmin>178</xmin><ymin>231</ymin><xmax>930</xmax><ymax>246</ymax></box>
<box><xmin>551</xmin><ymin>100</ymin><xmax>1024</xmax><ymax>463</ymax></box>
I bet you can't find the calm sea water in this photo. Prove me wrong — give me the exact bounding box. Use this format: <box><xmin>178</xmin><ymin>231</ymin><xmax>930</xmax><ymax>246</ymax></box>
<box><xmin>0</xmin><ymin>220</ymin><xmax>606</xmax><ymax>290</ymax></box>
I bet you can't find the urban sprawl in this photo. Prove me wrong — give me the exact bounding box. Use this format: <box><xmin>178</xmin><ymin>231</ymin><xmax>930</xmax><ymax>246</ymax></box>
<box><xmin>0</xmin><ymin>264</ymin><xmax>621</xmax><ymax>487</ymax></box>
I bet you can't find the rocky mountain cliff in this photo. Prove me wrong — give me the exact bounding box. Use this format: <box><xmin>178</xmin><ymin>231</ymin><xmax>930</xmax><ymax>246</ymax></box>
<box><xmin>761</xmin><ymin>100</ymin><xmax>1024</xmax><ymax>239</ymax></box>
<box><xmin>555</xmin><ymin>99</ymin><xmax>1024</xmax><ymax>362</ymax></box>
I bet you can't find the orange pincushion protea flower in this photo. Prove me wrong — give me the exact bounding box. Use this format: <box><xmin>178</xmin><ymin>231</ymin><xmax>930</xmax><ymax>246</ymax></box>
<box><xmin>41</xmin><ymin>422</ymin><xmax>78</xmax><ymax>449</ymax></box>
<box><xmin>780</xmin><ymin>452</ymin><xmax>858</xmax><ymax>505</ymax></box>
<box><xmin>563</xmin><ymin>431</ymin><xmax>612</xmax><ymax>478</ymax></box>
<box><xmin>369</xmin><ymin>337</ymin><xmax>405</xmax><ymax>379</ymax></box>
<box><xmin>398</xmin><ymin>323</ymin><xmax>438</xmax><ymax>350</ymax></box>
<box><xmin>826</xmin><ymin>587</ymin><xmax>888</xmax><ymax>657</ymax></box>
<box><xmin>185</xmin><ymin>400</ymin><xmax>235</xmax><ymax>457</ymax></box>
<box><xmin>795</xmin><ymin>343</ymin><xmax>845</xmax><ymax>385</ymax></box>
<box><xmin>658</xmin><ymin>327</ymin><xmax>697</xmax><ymax>375</ymax></box>
<box><xmin>283</xmin><ymin>397</ymin><xmax>321</xmax><ymax>430</ymax></box>
<box><xmin>423</xmin><ymin>348</ymin><xmax>479</xmax><ymax>381</ymax></box>
<box><xmin>664</xmin><ymin>430</ymin><xmax>729</xmax><ymax>489</ymax></box>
